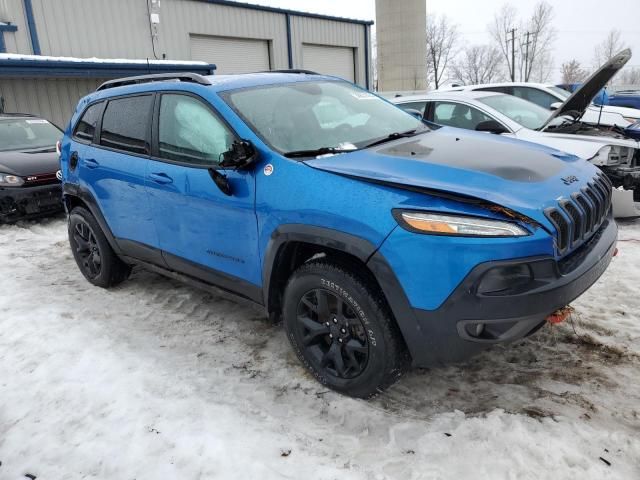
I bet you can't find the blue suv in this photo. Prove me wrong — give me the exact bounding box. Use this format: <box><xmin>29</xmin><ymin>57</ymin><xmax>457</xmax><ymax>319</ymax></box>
<box><xmin>60</xmin><ymin>71</ymin><xmax>617</xmax><ymax>398</ymax></box>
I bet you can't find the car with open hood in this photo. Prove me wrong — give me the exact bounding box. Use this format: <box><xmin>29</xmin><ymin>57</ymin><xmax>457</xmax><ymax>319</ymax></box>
<box><xmin>0</xmin><ymin>113</ymin><xmax>64</xmax><ymax>222</ymax></box>
<box><xmin>393</xmin><ymin>87</ymin><xmax>640</xmax><ymax>218</ymax></box>
<box><xmin>60</xmin><ymin>71</ymin><xmax>617</xmax><ymax>398</ymax></box>
<box><xmin>431</xmin><ymin>49</ymin><xmax>640</xmax><ymax>128</ymax></box>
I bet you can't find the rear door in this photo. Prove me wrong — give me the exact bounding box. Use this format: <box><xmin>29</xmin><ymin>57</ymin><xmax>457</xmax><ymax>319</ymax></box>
<box><xmin>145</xmin><ymin>92</ymin><xmax>261</xmax><ymax>290</ymax></box>
<box><xmin>79</xmin><ymin>94</ymin><xmax>159</xmax><ymax>257</ymax></box>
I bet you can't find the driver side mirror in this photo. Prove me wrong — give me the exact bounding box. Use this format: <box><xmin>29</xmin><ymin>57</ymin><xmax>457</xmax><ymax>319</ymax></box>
<box><xmin>550</xmin><ymin>102</ymin><xmax>563</xmax><ymax>111</ymax></box>
<box><xmin>219</xmin><ymin>140</ymin><xmax>258</xmax><ymax>169</ymax></box>
<box><xmin>475</xmin><ymin>120</ymin><xmax>508</xmax><ymax>135</ymax></box>
<box><xmin>404</xmin><ymin>108</ymin><xmax>424</xmax><ymax>120</ymax></box>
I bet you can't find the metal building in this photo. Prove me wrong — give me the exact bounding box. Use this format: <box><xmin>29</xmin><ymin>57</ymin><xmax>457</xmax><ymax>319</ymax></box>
<box><xmin>375</xmin><ymin>0</ymin><xmax>426</xmax><ymax>91</ymax></box>
<box><xmin>0</xmin><ymin>0</ymin><xmax>372</xmax><ymax>126</ymax></box>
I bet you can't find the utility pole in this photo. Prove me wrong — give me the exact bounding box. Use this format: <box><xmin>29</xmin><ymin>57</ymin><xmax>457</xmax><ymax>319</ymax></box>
<box><xmin>523</xmin><ymin>32</ymin><xmax>532</xmax><ymax>82</ymax></box>
<box><xmin>506</xmin><ymin>28</ymin><xmax>517</xmax><ymax>82</ymax></box>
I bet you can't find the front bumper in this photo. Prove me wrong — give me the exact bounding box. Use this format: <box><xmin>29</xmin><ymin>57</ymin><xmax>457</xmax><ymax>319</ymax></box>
<box><xmin>0</xmin><ymin>183</ymin><xmax>63</xmax><ymax>222</ymax></box>
<box><xmin>408</xmin><ymin>216</ymin><xmax>618</xmax><ymax>366</ymax></box>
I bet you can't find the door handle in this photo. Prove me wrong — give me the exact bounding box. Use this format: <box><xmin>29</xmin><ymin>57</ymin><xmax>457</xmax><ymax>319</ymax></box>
<box><xmin>84</xmin><ymin>158</ymin><xmax>100</xmax><ymax>169</ymax></box>
<box><xmin>149</xmin><ymin>172</ymin><xmax>173</xmax><ymax>185</ymax></box>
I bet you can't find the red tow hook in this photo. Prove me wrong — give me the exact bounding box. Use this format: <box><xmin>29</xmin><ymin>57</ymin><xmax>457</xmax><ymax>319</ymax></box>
<box><xmin>546</xmin><ymin>305</ymin><xmax>574</xmax><ymax>325</ymax></box>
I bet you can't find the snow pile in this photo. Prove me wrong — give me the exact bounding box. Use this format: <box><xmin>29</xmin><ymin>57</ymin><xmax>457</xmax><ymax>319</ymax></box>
<box><xmin>0</xmin><ymin>217</ymin><xmax>639</xmax><ymax>479</ymax></box>
<box><xmin>0</xmin><ymin>53</ymin><xmax>210</xmax><ymax>66</ymax></box>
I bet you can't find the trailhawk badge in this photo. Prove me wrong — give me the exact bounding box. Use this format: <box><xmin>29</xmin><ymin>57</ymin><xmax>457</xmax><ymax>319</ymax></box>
<box><xmin>263</xmin><ymin>164</ymin><xmax>274</xmax><ymax>176</ymax></box>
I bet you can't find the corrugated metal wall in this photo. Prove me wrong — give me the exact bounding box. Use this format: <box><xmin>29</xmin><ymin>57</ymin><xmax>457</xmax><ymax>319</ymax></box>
<box><xmin>0</xmin><ymin>0</ymin><xmax>371</xmax><ymax>126</ymax></box>
<box><xmin>3</xmin><ymin>0</ymin><xmax>369</xmax><ymax>85</ymax></box>
<box><xmin>0</xmin><ymin>78</ymin><xmax>104</xmax><ymax>128</ymax></box>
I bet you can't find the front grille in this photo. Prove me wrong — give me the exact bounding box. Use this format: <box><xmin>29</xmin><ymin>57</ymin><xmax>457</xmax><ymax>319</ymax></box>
<box><xmin>545</xmin><ymin>172</ymin><xmax>611</xmax><ymax>255</ymax></box>
<box><xmin>23</xmin><ymin>172</ymin><xmax>59</xmax><ymax>186</ymax></box>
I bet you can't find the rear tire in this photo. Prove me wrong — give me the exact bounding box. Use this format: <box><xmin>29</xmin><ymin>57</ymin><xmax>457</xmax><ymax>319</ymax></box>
<box><xmin>283</xmin><ymin>260</ymin><xmax>409</xmax><ymax>398</ymax></box>
<box><xmin>68</xmin><ymin>206</ymin><xmax>131</xmax><ymax>288</ymax></box>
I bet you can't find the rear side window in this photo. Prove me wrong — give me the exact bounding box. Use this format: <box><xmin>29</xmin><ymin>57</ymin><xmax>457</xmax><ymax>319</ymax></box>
<box><xmin>100</xmin><ymin>95</ymin><xmax>153</xmax><ymax>155</ymax></box>
<box><xmin>73</xmin><ymin>102</ymin><xmax>103</xmax><ymax>142</ymax></box>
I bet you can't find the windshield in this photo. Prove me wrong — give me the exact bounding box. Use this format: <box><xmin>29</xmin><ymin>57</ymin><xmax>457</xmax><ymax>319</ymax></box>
<box><xmin>478</xmin><ymin>94</ymin><xmax>552</xmax><ymax>130</ymax></box>
<box><xmin>0</xmin><ymin>118</ymin><xmax>61</xmax><ymax>152</ymax></box>
<box><xmin>549</xmin><ymin>86</ymin><xmax>571</xmax><ymax>99</ymax></box>
<box><xmin>222</xmin><ymin>80</ymin><xmax>424</xmax><ymax>154</ymax></box>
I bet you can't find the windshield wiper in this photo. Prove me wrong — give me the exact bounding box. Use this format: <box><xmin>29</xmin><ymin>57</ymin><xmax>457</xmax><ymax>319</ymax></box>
<box><xmin>283</xmin><ymin>146</ymin><xmax>357</xmax><ymax>158</ymax></box>
<box><xmin>362</xmin><ymin>128</ymin><xmax>422</xmax><ymax>149</ymax></box>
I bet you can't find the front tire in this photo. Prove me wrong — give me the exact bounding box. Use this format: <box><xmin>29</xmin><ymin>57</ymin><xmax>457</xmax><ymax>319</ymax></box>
<box><xmin>283</xmin><ymin>260</ymin><xmax>409</xmax><ymax>398</ymax></box>
<box><xmin>68</xmin><ymin>206</ymin><xmax>131</xmax><ymax>288</ymax></box>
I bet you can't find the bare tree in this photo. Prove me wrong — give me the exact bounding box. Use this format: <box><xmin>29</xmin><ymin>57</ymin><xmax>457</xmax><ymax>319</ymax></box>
<box><xmin>593</xmin><ymin>29</ymin><xmax>626</xmax><ymax>67</ymax></box>
<box><xmin>561</xmin><ymin>59</ymin><xmax>588</xmax><ymax>85</ymax></box>
<box><xmin>519</xmin><ymin>2</ymin><xmax>556</xmax><ymax>82</ymax></box>
<box><xmin>488</xmin><ymin>3</ymin><xmax>518</xmax><ymax>81</ymax></box>
<box><xmin>614</xmin><ymin>67</ymin><xmax>640</xmax><ymax>87</ymax></box>
<box><xmin>426</xmin><ymin>14</ymin><xmax>459</xmax><ymax>89</ymax></box>
<box><xmin>451</xmin><ymin>45</ymin><xmax>505</xmax><ymax>85</ymax></box>
<box><xmin>488</xmin><ymin>2</ymin><xmax>555</xmax><ymax>82</ymax></box>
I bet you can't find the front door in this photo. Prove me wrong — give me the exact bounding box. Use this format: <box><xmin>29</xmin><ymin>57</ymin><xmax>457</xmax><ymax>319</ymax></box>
<box><xmin>145</xmin><ymin>92</ymin><xmax>261</xmax><ymax>291</ymax></box>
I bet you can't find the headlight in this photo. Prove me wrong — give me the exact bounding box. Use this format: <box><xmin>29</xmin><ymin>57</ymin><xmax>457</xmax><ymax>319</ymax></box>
<box><xmin>623</xmin><ymin>117</ymin><xmax>639</xmax><ymax>124</ymax></box>
<box><xmin>591</xmin><ymin>145</ymin><xmax>633</xmax><ymax>166</ymax></box>
<box><xmin>394</xmin><ymin>211</ymin><xmax>530</xmax><ymax>237</ymax></box>
<box><xmin>0</xmin><ymin>173</ymin><xmax>25</xmax><ymax>187</ymax></box>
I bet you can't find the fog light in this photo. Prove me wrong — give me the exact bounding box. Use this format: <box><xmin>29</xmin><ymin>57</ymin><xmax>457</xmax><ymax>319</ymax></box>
<box><xmin>477</xmin><ymin>264</ymin><xmax>533</xmax><ymax>295</ymax></box>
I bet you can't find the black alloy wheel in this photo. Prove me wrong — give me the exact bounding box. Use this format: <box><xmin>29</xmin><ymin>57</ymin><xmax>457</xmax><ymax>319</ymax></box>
<box><xmin>295</xmin><ymin>288</ymin><xmax>369</xmax><ymax>380</ymax></box>
<box><xmin>72</xmin><ymin>220</ymin><xmax>102</xmax><ymax>278</ymax></box>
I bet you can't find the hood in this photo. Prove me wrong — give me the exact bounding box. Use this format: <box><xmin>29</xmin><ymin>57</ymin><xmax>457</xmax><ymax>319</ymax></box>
<box><xmin>542</xmin><ymin>49</ymin><xmax>632</xmax><ymax>130</ymax></box>
<box><xmin>0</xmin><ymin>148</ymin><xmax>60</xmax><ymax>177</ymax></box>
<box><xmin>304</xmin><ymin>127</ymin><xmax>601</xmax><ymax>227</ymax></box>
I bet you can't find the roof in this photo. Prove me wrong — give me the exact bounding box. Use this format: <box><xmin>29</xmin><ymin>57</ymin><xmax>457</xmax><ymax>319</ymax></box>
<box><xmin>0</xmin><ymin>53</ymin><xmax>216</xmax><ymax>78</ymax></box>
<box><xmin>439</xmin><ymin>82</ymin><xmax>554</xmax><ymax>91</ymax></box>
<box><xmin>393</xmin><ymin>90</ymin><xmax>503</xmax><ymax>102</ymax></box>
<box><xmin>194</xmin><ymin>0</ymin><xmax>374</xmax><ymax>25</ymax></box>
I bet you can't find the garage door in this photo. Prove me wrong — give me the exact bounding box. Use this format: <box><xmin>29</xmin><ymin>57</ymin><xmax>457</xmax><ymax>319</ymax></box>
<box><xmin>302</xmin><ymin>44</ymin><xmax>355</xmax><ymax>82</ymax></box>
<box><xmin>190</xmin><ymin>35</ymin><xmax>270</xmax><ymax>74</ymax></box>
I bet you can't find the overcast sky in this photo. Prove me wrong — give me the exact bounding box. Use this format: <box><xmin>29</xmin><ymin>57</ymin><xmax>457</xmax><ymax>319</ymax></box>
<box><xmin>242</xmin><ymin>0</ymin><xmax>640</xmax><ymax>82</ymax></box>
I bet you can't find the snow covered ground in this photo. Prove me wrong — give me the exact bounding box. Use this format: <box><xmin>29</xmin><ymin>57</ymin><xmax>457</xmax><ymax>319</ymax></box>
<box><xmin>1</xmin><ymin>215</ymin><xmax>639</xmax><ymax>479</ymax></box>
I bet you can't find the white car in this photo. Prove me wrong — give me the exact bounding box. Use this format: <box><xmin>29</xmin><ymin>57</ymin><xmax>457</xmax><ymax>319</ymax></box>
<box><xmin>436</xmin><ymin>82</ymin><xmax>640</xmax><ymax>128</ymax></box>
<box><xmin>424</xmin><ymin>51</ymin><xmax>640</xmax><ymax>128</ymax></box>
<box><xmin>392</xmin><ymin>91</ymin><xmax>639</xmax><ymax>217</ymax></box>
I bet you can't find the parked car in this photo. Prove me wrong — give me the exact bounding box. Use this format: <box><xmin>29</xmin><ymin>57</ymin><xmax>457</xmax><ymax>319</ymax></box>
<box><xmin>393</xmin><ymin>89</ymin><xmax>640</xmax><ymax>218</ymax></box>
<box><xmin>0</xmin><ymin>113</ymin><xmax>64</xmax><ymax>223</ymax></box>
<box><xmin>60</xmin><ymin>71</ymin><xmax>617</xmax><ymax>397</ymax></box>
<box><xmin>434</xmin><ymin>50</ymin><xmax>640</xmax><ymax>127</ymax></box>
<box><xmin>608</xmin><ymin>90</ymin><xmax>640</xmax><ymax>110</ymax></box>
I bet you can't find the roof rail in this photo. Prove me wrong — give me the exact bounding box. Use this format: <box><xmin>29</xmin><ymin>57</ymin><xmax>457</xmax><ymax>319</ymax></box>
<box><xmin>263</xmin><ymin>69</ymin><xmax>320</xmax><ymax>75</ymax></box>
<box><xmin>97</xmin><ymin>72</ymin><xmax>212</xmax><ymax>91</ymax></box>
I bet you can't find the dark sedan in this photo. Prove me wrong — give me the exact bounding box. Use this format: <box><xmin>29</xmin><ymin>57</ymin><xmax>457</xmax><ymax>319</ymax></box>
<box><xmin>0</xmin><ymin>114</ymin><xmax>64</xmax><ymax>222</ymax></box>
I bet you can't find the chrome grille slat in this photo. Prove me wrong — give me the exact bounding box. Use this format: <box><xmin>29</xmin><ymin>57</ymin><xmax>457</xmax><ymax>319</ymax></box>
<box><xmin>545</xmin><ymin>174</ymin><xmax>610</xmax><ymax>255</ymax></box>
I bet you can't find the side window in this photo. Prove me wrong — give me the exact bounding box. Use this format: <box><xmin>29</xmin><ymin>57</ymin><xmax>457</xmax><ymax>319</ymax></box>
<box><xmin>433</xmin><ymin>101</ymin><xmax>495</xmax><ymax>130</ymax></box>
<box><xmin>475</xmin><ymin>86</ymin><xmax>513</xmax><ymax>95</ymax></box>
<box><xmin>511</xmin><ymin>87</ymin><xmax>557</xmax><ymax>110</ymax></box>
<box><xmin>73</xmin><ymin>102</ymin><xmax>103</xmax><ymax>142</ymax></box>
<box><xmin>158</xmin><ymin>94</ymin><xmax>234</xmax><ymax>166</ymax></box>
<box><xmin>100</xmin><ymin>95</ymin><xmax>153</xmax><ymax>155</ymax></box>
<box><xmin>397</xmin><ymin>101</ymin><xmax>427</xmax><ymax>115</ymax></box>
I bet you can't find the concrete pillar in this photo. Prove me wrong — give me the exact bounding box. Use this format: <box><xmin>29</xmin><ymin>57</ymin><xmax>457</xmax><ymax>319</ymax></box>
<box><xmin>375</xmin><ymin>0</ymin><xmax>427</xmax><ymax>92</ymax></box>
